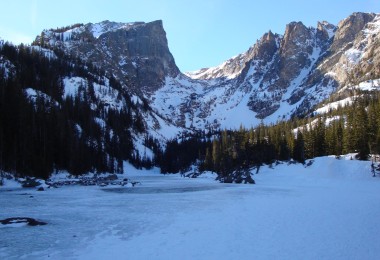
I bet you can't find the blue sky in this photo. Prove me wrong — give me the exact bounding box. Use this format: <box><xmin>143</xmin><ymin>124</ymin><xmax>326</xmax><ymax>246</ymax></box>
<box><xmin>0</xmin><ymin>0</ymin><xmax>379</xmax><ymax>72</ymax></box>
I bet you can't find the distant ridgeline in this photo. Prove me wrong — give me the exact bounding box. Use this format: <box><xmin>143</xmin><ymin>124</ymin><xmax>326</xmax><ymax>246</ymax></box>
<box><xmin>1</xmin><ymin>12</ymin><xmax>380</xmax><ymax>180</ymax></box>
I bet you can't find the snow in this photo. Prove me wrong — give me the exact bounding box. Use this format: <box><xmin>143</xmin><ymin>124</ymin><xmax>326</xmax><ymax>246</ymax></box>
<box><xmin>91</xmin><ymin>22</ymin><xmax>114</xmax><ymax>38</ymax></box>
<box><xmin>354</xmin><ymin>79</ymin><xmax>380</xmax><ymax>91</ymax></box>
<box><xmin>338</xmin><ymin>79</ymin><xmax>380</xmax><ymax>93</ymax></box>
<box><xmin>30</xmin><ymin>46</ymin><xmax>57</xmax><ymax>60</ymax></box>
<box><xmin>315</xmin><ymin>97</ymin><xmax>353</xmax><ymax>114</ymax></box>
<box><xmin>161</xmin><ymin>33</ymin><xmax>340</xmax><ymax>131</ymax></box>
<box><xmin>144</xmin><ymin>111</ymin><xmax>185</xmax><ymax>140</ymax></box>
<box><xmin>94</xmin><ymin>117</ymin><xmax>106</xmax><ymax>128</ymax></box>
<box><xmin>62</xmin><ymin>27</ymin><xmax>84</xmax><ymax>41</ymax></box>
<box><xmin>315</xmin><ymin>79</ymin><xmax>380</xmax><ymax>115</ymax></box>
<box><xmin>24</xmin><ymin>88</ymin><xmax>59</xmax><ymax>107</ymax></box>
<box><xmin>1</xmin><ymin>157</ymin><xmax>380</xmax><ymax>259</ymax></box>
<box><xmin>0</xmin><ymin>178</ymin><xmax>21</xmax><ymax>189</ymax></box>
<box><xmin>90</xmin><ymin>21</ymin><xmax>141</xmax><ymax>39</ymax></box>
<box><xmin>324</xmin><ymin>26</ymin><xmax>336</xmax><ymax>39</ymax></box>
<box><xmin>343</xmin><ymin>14</ymin><xmax>380</xmax><ymax>66</ymax></box>
<box><xmin>63</xmin><ymin>76</ymin><xmax>125</xmax><ymax>111</ymax></box>
<box><xmin>185</xmin><ymin>53</ymin><xmax>246</xmax><ymax>80</ymax></box>
<box><xmin>0</xmin><ymin>56</ymin><xmax>14</xmax><ymax>79</ymax></box>
<box><xmin>132</xmin><ymin>134</ymin><xmax>154</xmax><ymax>160</ymax></box>
<box><xmin>63</xmin><ymin>76</ymin><xmax>85</xmax><ymax>97</ymax></box>
<box><xmin>363</xmin><ymin>13</ymin><xmax>380</xmax><ymax>35</ymax></box>
<box><xmin>345</xmin><ymin>49</ymin><xmax>362</xmax><ymax>64</ymax></box>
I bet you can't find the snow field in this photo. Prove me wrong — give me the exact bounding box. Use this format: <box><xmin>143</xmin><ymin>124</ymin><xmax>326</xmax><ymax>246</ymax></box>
<box><xmin>1</xmin><ymin>157</ymin><xmax>380</xmax><ymax>260</ymax></box>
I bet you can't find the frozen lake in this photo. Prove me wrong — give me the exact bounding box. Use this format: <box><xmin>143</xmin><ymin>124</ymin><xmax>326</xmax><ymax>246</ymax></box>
<box><xmin>1</xmin><ymin>158</ymin><xmax>380</xmax><ymax>259</ymax></box>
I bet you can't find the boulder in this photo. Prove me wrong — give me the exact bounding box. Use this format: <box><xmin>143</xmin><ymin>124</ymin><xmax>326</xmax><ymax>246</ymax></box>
<box><xmin>0</xmin><ymin>217</ymin><xmax>47</xmax><ymax>226</ymax></box>
<box><xmin>22</xmin><ymin>178</ymin><xmax>41</xmax><ymax>188</ymax></box>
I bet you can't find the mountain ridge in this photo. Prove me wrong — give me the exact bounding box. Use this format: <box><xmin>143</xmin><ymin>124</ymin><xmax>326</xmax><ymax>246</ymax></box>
<box><xmin>10</xmin><ymin>12</ymin><xmax>380</xmax><ymax>133</ymax></box>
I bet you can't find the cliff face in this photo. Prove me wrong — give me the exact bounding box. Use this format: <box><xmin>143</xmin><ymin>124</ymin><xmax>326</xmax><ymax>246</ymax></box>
<box><xmin>36</xmin><ymin>20</ymin><xmax>179</xmax><ymax>94</ymax></box>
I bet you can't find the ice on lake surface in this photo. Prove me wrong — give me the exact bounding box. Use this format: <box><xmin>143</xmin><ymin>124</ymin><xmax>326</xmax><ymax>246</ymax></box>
<box><xmin>1</xmin><ymin>158</ymin><xmax>380</xmax><ymax>260</ymax></box>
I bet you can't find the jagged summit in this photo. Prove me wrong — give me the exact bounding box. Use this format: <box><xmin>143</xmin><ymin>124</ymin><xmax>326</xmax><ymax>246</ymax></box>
<box><xmin>185</xmin><ymin>30</ymin><xmax>281</xmax><ymax>81</ymax></box>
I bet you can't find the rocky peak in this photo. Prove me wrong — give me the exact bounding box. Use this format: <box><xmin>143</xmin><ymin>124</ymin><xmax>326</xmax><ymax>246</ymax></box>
<box><xmin>187</xmin><ymin>30</ymin><xmax>281</xmax><ymax>81</ymax></box>
<box><xmin>250</xmin><ymin>30</ymin><xmax>280</xmax><ymax>61</ymax></box>
<box><xmin>280</xmin><ymin>22</ymin><xmax>313</xmax><ymax>57</ymax></box>
<box><xmin>269</xmin><ymin>21</ymin><xmax>314</xmax><ymax>87</ymax></box>
<box><xmin>34</xmin><ymin>20</ymin><xmax>179</xmax><ymax>94</ymax></box>
<box><xmin>317</xmin><ymin>21</ymin><xmax>336</xmax><ymax>37</ymax></box>
<box><xmin>331</xmin><ymin>12</ymin><xmax>376</xmax><ymax>52</ymax></box>
<box><xmin>316</xmin><ymin>21</ymin><xmax>336</xmax><ymax>48</ymax></box>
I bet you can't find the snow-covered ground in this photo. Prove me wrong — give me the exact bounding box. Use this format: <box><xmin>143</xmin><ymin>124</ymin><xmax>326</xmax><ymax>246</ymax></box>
<box><xmin>1</xmin><ymin>157</ymin><xmax>380</xmax><ymax>260</ymax></box>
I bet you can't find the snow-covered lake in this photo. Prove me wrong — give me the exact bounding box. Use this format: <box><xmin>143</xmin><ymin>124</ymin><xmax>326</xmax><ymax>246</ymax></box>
<box><xmin>1</xmin><ymin>157</ymin><xmax>380</xmax><ymax>260</ymax></box>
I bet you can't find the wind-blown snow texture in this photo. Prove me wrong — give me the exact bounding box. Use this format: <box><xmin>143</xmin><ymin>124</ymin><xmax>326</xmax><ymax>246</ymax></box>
<box><xmin>1</xmin><ymin>157</ymin><xmax>380</xmax><ymax>259</ymax></box>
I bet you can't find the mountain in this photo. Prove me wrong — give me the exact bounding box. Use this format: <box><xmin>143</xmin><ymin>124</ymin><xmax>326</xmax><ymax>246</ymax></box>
<box><xmin>35</xmin><ymin>20</ymin><xmax>179</xmax><ymax>94</ymax></box>
<box><xmin>1</xmin><ymin>12</ymin><xmax>380</xmax><ymax>178</ymax></box>
<box><xmin>32</xmin><ymin>13</ymin><xmax>379</xmax><ymax>133</ymax></box>
<box><xmin>157</xmin><ymin>12</ymin><xmax>379</xmax><ymax>129</ymax></box>
<box><xmin>0</xmin><ymin>40</ymin><xmax>169</xmax><ymax>178</ymax></box>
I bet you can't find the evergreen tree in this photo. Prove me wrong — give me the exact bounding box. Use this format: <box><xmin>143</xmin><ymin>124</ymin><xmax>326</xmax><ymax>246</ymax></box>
<box><xmin>293</xmin><ymin>131</ymin><xmax>305</xmax><ymax>163</ymax></box>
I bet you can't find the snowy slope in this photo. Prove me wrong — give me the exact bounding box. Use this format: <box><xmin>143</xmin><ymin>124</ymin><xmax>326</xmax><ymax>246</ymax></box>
<box><xmin>315</xmin><ymin>78</ymin><xmax>380</xmax><ymax>114</ymax></box>
<box><xmin>1</xmin><ymin>157</ymin><xmax>380</xmax><ymax>259</ymax></box>
<box><xmin>63</xmin><ymin>76</ymin><xmax>125</xmax><ymax>111</ymax></box>
<box><xmin>185</xmin><ymin>52</ymin><xmax>248</xmax><ymax>80</ymax></box>
<box><xmin>151</xmin><ymin>75</ymin><xmax>261</xmax><ymax>129</ymax></box>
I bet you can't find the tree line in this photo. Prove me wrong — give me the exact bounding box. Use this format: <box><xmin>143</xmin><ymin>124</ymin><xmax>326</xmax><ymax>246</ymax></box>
<box><xmin>159</xmin><ymin>90</ymin><xmax>380</xmax><ymax>177</ymax></box>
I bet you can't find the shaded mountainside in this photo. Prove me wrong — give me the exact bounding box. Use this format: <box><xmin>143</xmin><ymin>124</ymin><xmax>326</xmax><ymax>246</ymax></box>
<box><xmin>0</xmin><ymin>42</ymin><xmax>164</xmax><ymax>178</ymax></box>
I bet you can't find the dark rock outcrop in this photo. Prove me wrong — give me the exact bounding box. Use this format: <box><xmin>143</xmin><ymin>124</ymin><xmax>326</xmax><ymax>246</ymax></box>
<box><xmin>21</xmin><ymin>178</ymin><xmax>42</xmax><ymax>188</ymax></box>
<box><xmin>217</xmin><ymin>168</ymin><xmax>255</xmax><ymax>184</ymax></box>
<box><xmin>0</xmin><ymin>217</ymin><xmax>47</xmax><ymax>226</ymax></box>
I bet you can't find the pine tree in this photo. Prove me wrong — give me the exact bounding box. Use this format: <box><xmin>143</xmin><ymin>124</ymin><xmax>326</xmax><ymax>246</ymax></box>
<box><xmin>293</xmin><ymin>130</ymin><xmax>305</xmax><ymax>163</ymax></box>
<box><xmin>353</xmin><ymin>101</ymin><xmax>369</xmax><ymax>160</ymax></box>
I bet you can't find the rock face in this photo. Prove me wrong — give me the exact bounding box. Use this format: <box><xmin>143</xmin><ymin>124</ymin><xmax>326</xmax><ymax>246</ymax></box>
<box><xmin>246</xmin><ymin>22</ymin><xmax>320</xmax><ymax>117</ymax></box>
<box><xmin>33</xmin><ymin>12</ymin><xmax>380</xmax><ymax>133</ymax></box>
<box><xmin>37</xmin><ymin>20</ymin><xmax>179</xmax><ymax>94</ymax></box>
<box><xmin>330</xmin><ymin>12</ymin><xmax>376</xmax><ymax>52</ymax></box>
